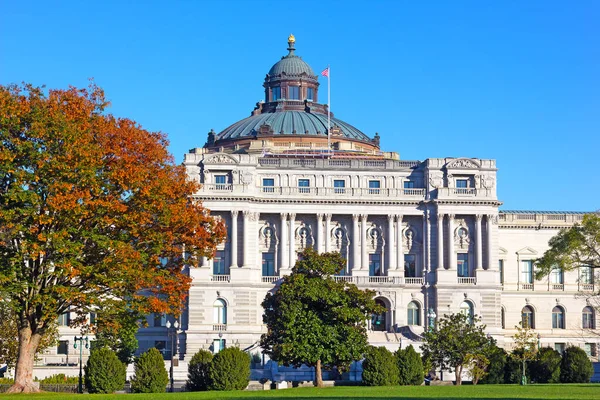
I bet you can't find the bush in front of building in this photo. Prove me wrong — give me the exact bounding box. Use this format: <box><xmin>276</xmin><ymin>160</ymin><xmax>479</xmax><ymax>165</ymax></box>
<box><xmin>39</xmin><ymin>374</ymin><xmax>79</xmax><ymax>384</ymax></box>
<box><xmin>504</xmin><ymin>349</ymin><xmax>526</xmax><ymax>384</ymax></box>
<box><xmin>208</xmin><ymin>347</ymin><xmax>250</xmax><ymax>391</ymax></box>
<box><xmin>479</xmin><ymin>344</ymin><xmax>507</xmax><ymax>384</ymax></box>
<box><xmin>560</xmin><ymin>346</ymin><xmax>593</xmax><ymax>383</ymax></box>
<box><xmin>361</xmin><ymin>346</ymin><xmax>399</xmax><ymax>386</ymax></box>
<box><xmin>84</xmin><ymin>347</ymin><xmax>126</xmax><ymax>394</ymax></box>
<box><xmin>130</xmin><ymin>348</ymin><xmax>169</xmax><ymax>393</ymax></box>
<box><xmin>529</xmin><ymin>347</ymin><xmax>561</xmax><ymax>383</ymax></box>
<box><xmin>186</xmin><ymin>349</ymin><xmax>213</xmax><ymax>391</ymax></box>
<box><xmin>396</xmin><ymin>345</ymin><xmax>424</xmax><ymax>385</ymax></box>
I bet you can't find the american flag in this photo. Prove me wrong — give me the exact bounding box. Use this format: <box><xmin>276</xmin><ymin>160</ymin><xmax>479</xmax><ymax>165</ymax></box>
<box><xmin>321</xmin><ymin>67</ymin><xmax>329</xmax><ymax>78</ymax></box>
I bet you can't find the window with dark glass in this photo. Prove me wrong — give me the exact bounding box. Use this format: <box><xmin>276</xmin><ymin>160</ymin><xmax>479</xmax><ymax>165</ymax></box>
<box><xmin>521</xmin><ymin>260</ymin><xmax>533</xmax><ymax>284</ymax></box>
<box><xmin>551</xmin><ymin>266</ymin><xmax>563</xmax><ymax>284</ymax></box>
<box><xmin>580</xmin><ymin>266</ymin><xmax>593</xmax><ymax>284</ymax></box>
<box><xmin>57</xmin><ymin>340</ymin><xmax>69</xmax><ymax>355</ymax></box>
<box><xmin>154</xmin><ymin>340</ymin><xmax>168</xmax><ymax>359</ymax></box>
<box><xmin>501</xmin><ymin>308</ymin><xmax>506</xmax><ymax>329</ymax></box>
<box><xmin>554</xmin><ymin>343</ymin><xmax>565</xmax><ymax>354</ymax></box>
<box><xmin>369</xmin><ymin>253</ymin><xmax>381</xmax><ymax>276</ymax></box>
<box><xmin>288</xmin><ymin>86</ymin><xmax>300</xmax><ymax>100</ymax></box>
<box><xmin>215</xmin><ymin>174</ymin><xmax>227</xmax><ymax>190</ymax></box>
<box><xmin>582</xmin><ymin>306</ymin><xmax>594</xmax><ymax>329</ymax></box>
<box><xmin>368</xmin><ymin>180</ymin><xmax>380</xmax><ymax>194</ymax></box>
<box><xmin>58</xmin><ymin>312</ymin><xmax>70</xmax><ymax>326</ymax></box>
<box><xmin>89</xmin><ymin>312</ymin><xmax>96</xmax><ymax>325</ymax></box>
<box><xmin>298</xmin><ymin>179</ymin><xmax>310</xmax><ymax>193</ymax></box>
<box><xmin>213</xmin><ymin>250</ymin><xmax>227</xmax><ymax>275</ymax></box>
<box><xmin>552</xmin><ymin>306</ymin><xmax>565</xmax><ymax>329</ymax></box>
<box><xmin>154</xmin><ymin>313</ymin><xmax>166</xmax><ymax>327</ymax></box>
<box><xmin>263</xmin><ymin>178</ymin><xmax>275</xmax><ymax>193</ymax></box>
<box><xmin>333</xmin><ymin>179</ymin><xmax>345</xmax><ymax>194</ymax></box>
<box><xmin>457</xmin><ymin>253</ymin><xmax>469</xmax><ymax>277</ymax></box>
<box><xmin>307</xmin><ymin>87</ymin><xmax>314</xmax><ymax>101</ymax></box>
<box><xmin>584</xmin><ymin>343</ymin><xmax>596</xmax><ymax>357</ymax></box>
<box><xmin>499</xmin><ymin>260</ymin><xmax>504</xmax><ymax>284</ymax></box>
<box><xmin>522</xmin><ymin>306</ymin><xmax>534</xmax><ymax>329</ymax></box>
<box><xmin>403</xmin><ymin>181</ymin><xmax>415</xmax><ymax>189</ymax></box>
<box><xmin>272</xmin><ymin>87</ymin><xmax>281</xmax><ymax>101</ymax></box>
<box><xmin>456</xmin><ymin>179</ymin><xmax>468</xmax><ymax>188</ymax></box>
<box><xmin>262</xmin><ymin>252</ymin><xmax>275</xmax><ymax>276</ymax></box>
<box><xmin>407</xmin><ymin>301</ymin><xmax>420</xmax><ymax>325</ymax></box>
<box><xmin>371</xmin><ymin>299</ymin><xmax>386</xmax><ymax>331</ymax></box>
<box><xmin>404</xmin><ymin>254</ymin><xmax>416</xmax><ymax>277</ymax></box>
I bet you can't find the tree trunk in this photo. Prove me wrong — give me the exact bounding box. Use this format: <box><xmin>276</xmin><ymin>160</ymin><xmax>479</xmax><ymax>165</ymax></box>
<box><xmin>455</xmin><ymin>365</ymin><xmax>462</xmax><ymax>386</ymax></box>
<box><xmin>7</xmin><ymin>326</ymin><xmax>42</xmax><ymax>393</ymax></box>
<box><xmin>315</xmin><ymin>359</ymin><xmax>323</xmax><ymax>388</ymax></box>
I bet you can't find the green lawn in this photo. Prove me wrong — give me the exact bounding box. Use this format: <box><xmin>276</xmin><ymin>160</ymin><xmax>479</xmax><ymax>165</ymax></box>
<box><xmin>0</xmin><ymin>385</ymin><xmax>598</xmax><ymax>400</ymax></box>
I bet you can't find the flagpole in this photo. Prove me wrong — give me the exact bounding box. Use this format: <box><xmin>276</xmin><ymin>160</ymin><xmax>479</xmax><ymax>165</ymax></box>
<box><xmin>327</xmin><ymin>64</ymin><xmax>331</xmax><ymax>156</ymax></box>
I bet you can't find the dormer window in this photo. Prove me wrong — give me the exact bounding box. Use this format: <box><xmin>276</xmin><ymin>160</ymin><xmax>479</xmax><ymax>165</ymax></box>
<box><xmin>288</xmin><ymin>86</ymin><xmax>300</xmax><ymax>100</ymax></box>
<box><xmin>272</xmin><ymin>87</ymin><xmax>281</xmax><ymax>101</ymax></box>
<box><xmin>307</xmin><ymin>87</ymin><xmax>314</xmax><ymax>101</ymax></box>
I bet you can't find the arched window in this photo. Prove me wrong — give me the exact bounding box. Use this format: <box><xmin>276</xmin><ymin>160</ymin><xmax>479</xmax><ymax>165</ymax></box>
<box><xmin>407</xmin><ymin>302</ymin><xmax>420</xmax><ymax>326</ymax></box>
<box><xmin>582</xmin><ymin>306</ymin><xmax>595</xmax><ymax>329</ymax></box>
<box><xmin>371</xmin><ymin>299</ymin><xmax>387</xmax><ymax>331</ymax></box>
<box><xmin>521</xmin><ymin>306</ymin><xmax>534</xmax><ymax>329</ymax></box>
<box><xmin>552</xmin><ymin>306</ymin><xmax>565</xmax><ymax>329</ymax></box>
<box><xmin>460</xmin><ymin>301</ymin><xmax>474</xmax><ymax>324</ymax></box>
<box><xmin>214</xmin><ymin>299</ymin><xmax>227</xmax><ymax>324</ymax></box>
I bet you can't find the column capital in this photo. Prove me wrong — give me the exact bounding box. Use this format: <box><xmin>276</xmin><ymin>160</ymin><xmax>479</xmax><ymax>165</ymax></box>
<box><xmin>280</xmin><ymin>212</ymin><xmax>288</xmax><ymax>220</ymax></box>
<box><xmin>437</xmin><ymin>213</ymin><xmax>444</xmax><ymax>220</ymax></box>
<box><xmin>475</xmin><ymin>214</ymin><xmax>483</xmax><ymax>221</ymax></box>
<box><xmin>352</xmin><ymin>214</ymin><xmax>360</xmax><ymax>222</ymax></box>
<box><xmin>324</xmin><ymin>213</ymin><xmax>332</xmax><ymax>221</ymax></box>
<box><xmin>360</xmin><ymin>214</ymin><xmax>368</xmax><ymax>221</ymax></box>
<box><xmin>448</xmin><ymin>214</ymin><xmax>456</xmax><ymax>220</ymax></box>
<box><xmin>243</xmin><ymin>210</ymin><xmax>258</xmax><ymax>221</ymax></box>
<box><xmin>387</xmin><ymin>214</ymin><xmax>395</xmax><ymax>222</ymax></box>
<box><xmin>316</xmin><ymin>213</ymin><xmax>324</xmax><ymax>220</ymax></box>
<box><xmin>289</xmin><ymin>213</ymin><xmax>296</xmax><ymax>220</ymax></box>
<box><xmin>231</xmin><ymin>210</ymin><xmax>239</xmax><ymax>217</ymax></box>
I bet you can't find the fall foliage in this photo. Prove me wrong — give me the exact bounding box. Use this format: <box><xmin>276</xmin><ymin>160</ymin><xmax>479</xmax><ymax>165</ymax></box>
<box><xmin>0</xmin><ymin>83</ymin><xmax>226</xmax><ymax>392</ymax></box>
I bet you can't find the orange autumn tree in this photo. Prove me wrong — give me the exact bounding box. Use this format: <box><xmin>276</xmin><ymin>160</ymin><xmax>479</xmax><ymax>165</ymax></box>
<box><xmin>0</xmin><ymin>83</ymin><xmax>226</xmax><ymax>393</ymax></box>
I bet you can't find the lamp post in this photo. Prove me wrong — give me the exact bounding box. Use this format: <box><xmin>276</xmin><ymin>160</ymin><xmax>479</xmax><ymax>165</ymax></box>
<box><xmin>73</xmin><ymin>336</ymin><xmax>89</xmax><ymax>394</ymax></box>
<box><xmin>166</xmin><ymin>320</ymin><xmax>179</xmax><ymax>392</ymax></box>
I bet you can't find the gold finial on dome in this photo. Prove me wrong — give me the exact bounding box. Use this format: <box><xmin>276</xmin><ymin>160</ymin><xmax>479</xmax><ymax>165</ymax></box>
<box><xmin>288</xmin><ymin>34</ymin><xmax>295</xmax><ymax>43</ymax></box>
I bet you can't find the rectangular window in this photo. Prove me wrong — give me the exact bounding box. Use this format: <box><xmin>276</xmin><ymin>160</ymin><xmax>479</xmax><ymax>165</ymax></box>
<box><xmin>58</xmin><ymin>312</ymin><xmax>70</xmax><ymax>327</ymax></box>
<box><xmin>499</xmin><ymin>260</ymin><xmax>504</xmax><ymax>284</ymax></box>
<box><xmin>585</xmin><ymin>343</ymin><xmax>596</xmax><ymax>357</ymax></box>
<box><xmin>369</xmin><ymin>253</ymin><xmax>381</xmax><ymax>276</ymax></box>
<box><xmin>554</xmin><ymin>343</ymin><xmax>565</xmax><ymax>354</ymax></box>
<box><xmin>521</xmin><ymin>260</ymin><xmax>533</xmax><ymax>284</ymax></box>
<box><xmin>288</xmin><ymin>86</ymin><xmax>300</xmax><ymax>100</ymax></box>
<box><xmin>262</xmin><ymin>252</ymin><xmax>275</xmax><ymax>276</ymax></box>
<box><xmin>272</xmin><ymin>87</ymin><xmax>281</xmax><ymax>101</ymax></box>
<box><xmin>551</xmin><ymin>267</ymin><xmax>563</xmax><ymax>284</ymax></box>
<box><xmin>215</xmin><ymin>174</ymin><xmax>227</xmax><ymax>190</ymax></box>
<box><xmin>89</xmin><ymin>312</ymin><xmax>96</xmax><ymax>325</ymax></box>
<box><xmin>333</xmin><ymin>179</ymin><xmax>345</xmax><ymax>194</ymax></box>
<box><xmin>298</xmin><ymin>179</ymin><xmax>310</xmax><ymax>194</ymax></box>
<box><xmin>403</xmin><ymin>181</ymin><xmax>415</xmax><ymax>189</ymax></box>
<box><xmin>213</xmin><ymin>250</ymin><xmax>227</xmax><ymax>275</ymax></box>
<box><xmin>580</xmin><ymin>266</ymin><xmax>593</xmax><ymax>284</ymax></box>
<box><xmin>456</xmin><ymin>179</ymin><xmax>469</xmax><ymax>188</ymax></box>
<box><xmin>213</xmin><ymin>339</ymin><xmax>226</xmax><ymax>354</ymax></box>
<box><xmin>154</xmin><ymin>313</ymin><xmax>166</xmax><ymax>327</ymax></box>
<box><xmin>57</xmin><ymin>340</ymin><xmax>69</xmax><ymax>355</ymax></box>
<box><xmin>368</xmin><ymin>180</ymin><xmax>380</xmax><ymax>194</ymax></box>
<box><xmin>154</xmin><ymin>340</ymin><xmax>168</xmax><ymax>359</ymax></box>
<box><xmin>262</xmin><ymin>178</ymin><xmax>275</xmax><ymax>193</ymax></box>
<box><xmin>457</xmin><ymin>253</ymin><xmax>469</xmax><ymax>277</ymax></box>
<box><xmin>404</xmin><ymin>254</ymin><xmax>416</xmax><ymax>277</ymax></box>
<box><xmin>307</xmin><ymin>87</ymin><xmax>314</xmax><ymax>101</ymax></box>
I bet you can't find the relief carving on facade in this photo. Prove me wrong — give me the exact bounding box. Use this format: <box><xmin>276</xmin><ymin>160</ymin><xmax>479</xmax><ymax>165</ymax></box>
<box><xmin>295</xmin><ymin>223</ymin><xmax>314</xmax><ymax>250</ymax></box>
<box><xmin>454</xmin><ymin>222</ymin><xmax>471</xmax><ymax>250</ymax></box>
<box><xmin>428</xmin><ymin>172</ymin><xmax>444</xmax><ymax>189</ymax></box>
<box><xmin>205</xmin><ymin>154</ymin><xmax>237</xmax><ymax>164</ymax></box>
<box><xmin>481</xmin><ymin>174</ymin><xmax>495</xmax><ymax>189</ymax></box>
<box><xmin>446</xmin><ymin>158</ymin><xmax>480</xmax><ymax>169</ymax></box>
<box><xmin>260</xmin><ymin>223</ymin><xmax>278</xmax><ymax>248</ymax></box>
<box><xmin>367</xmin><ymin>225</ymin><xmax>384</xmax><ymax>250</ymax></box>
<box><xmin>240</xmin><ymin>171</ymin><xmax>253</xmax><ymax>184</ymax></box>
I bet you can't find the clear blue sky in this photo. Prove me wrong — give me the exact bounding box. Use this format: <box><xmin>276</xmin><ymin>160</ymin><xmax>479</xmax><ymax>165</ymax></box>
<box><xmin>1</xmin><ymin>1</ymin><xmax>598</xmax><ymax>211</ymax></box>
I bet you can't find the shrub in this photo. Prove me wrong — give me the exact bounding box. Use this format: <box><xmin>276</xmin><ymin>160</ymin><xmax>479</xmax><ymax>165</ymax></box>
<box><xmin>480</xmin><ymin>345</ymin><xmax>507</xmax><ymax>384</ymax></box>
<box><xmin>84</xmin><ymin>347</ymin><xmax>126</xmax><ymax>394</ymax></box>
<box><xmin>504</xmin><ymin>352</ymin><xmax>524</xmax><ymax>384</ymax></box>
<box><xmin>396</xmin><ymin>345</ymin><xmax>423</xmax><ymax>385</ymax></box>
<box><xmin>530</xmin><ymin>347</ymin><xmax>561</xmax><ymax>383</ymax></box>
<box><xmin>130</xmin><ymin>348</ymin><xmax>169</xmax><ymax>393</ymax></box>
<box><xmin>361</xmin><ymin>346</ymin><xmax>399</xmax><ymax>386</ymax></box>
<box><xmin>208</xmin><ymin>347</ymin><xmax>250</xmax><ymax>391</ymax></box>
<box><xmin>186</xmin><ymin>349</ymin><xmax>213</xmax><ymax>391</ymax></box>
<box><xmin>40</xmin><ymin>374</ymin><xmax>79</xmax><ymax>384</ymax></box>
<box><xmin>560</xmin><ymin>346</ymin><xmax>593</xmax><ymax>383</ymax></box>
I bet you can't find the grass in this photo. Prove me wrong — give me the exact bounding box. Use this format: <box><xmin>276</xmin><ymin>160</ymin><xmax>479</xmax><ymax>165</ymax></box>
<box><xmin>0</xmin><ymin>385</ymin><xmax>598</xmax><ymax>400</ymax></box>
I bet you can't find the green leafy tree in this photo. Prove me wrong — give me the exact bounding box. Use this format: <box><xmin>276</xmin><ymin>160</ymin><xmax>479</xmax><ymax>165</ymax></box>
<box><xmin>530</xmin><ymin>347</ymin><xmax>561</xmax><ymax>383</ymax></box>
<box><xmin>260</xmin><ymin>248</ymin><xmax>383</xmax><ymax>387</ymax></box>
<box><xmin>186</xmin><ymin>349</ymin><xmax>213</xmax><ymax>391</ymax></box>
<box><xmin>560</xmin><ymin>346</ymin><xmax>593</xmax><ymax>383</ymax></box>
<box><xmin>84</xmin><ymin>347</ymin><xmax>126</xmax><ymax>394</ymax></box>
<box><xmin>0</xmin><ymin>84</ymin><xmax>226</xmax><ymax>393</ymax></box>
<box><xmin>464</xmin><ymin>353</ymin><xmax>489</xmax><ymax>385</ymax></box>
<box><xmin>208</xmin><ymin>347</ymin><xmax>250</xmax><ymax>391</ymax></box>
<box><xmin>396</xmin><ymin>345</ymin><xmax>424</xmax><ymax>385</ymax></box>
<box><xmin>130</xmin><ymin>348</ymin><xmax>169</xmax><ymax>393</ymax></box>
<box><xmin>421</xmin><ymin>313</ymin><xmax>488</xmax><ymax>385</ymax></box>
<box><xmin>511</xmin><ymin>323</ymin><xmax>538</xmax><ymax>384</ymax></box>
<box><xmin>92</xmin><ymin>305</ymin><xmax>141</xmax><ymax>365</ymax></box>
<box><xmin>480</xmin><ymin>343</ymin><xmax>507</xmax><ymax>384</ymax></box>
<box><xmin>361</xmin><ymin>346</ymin><xmax>399</xmax><ymax>386</ymax></box>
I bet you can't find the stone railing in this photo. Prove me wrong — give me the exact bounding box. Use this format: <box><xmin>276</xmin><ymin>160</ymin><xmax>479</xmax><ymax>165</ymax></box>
<box><xmin>213</xmin><ymin>324</ymin><xmax>227</xmax><ymax>331</ymax></box>
<box><xmin>210</xmin><ymin>275</ymin><xmax>231</xmax><ymax>283</ymax></box>
<box><xmin>521</xmin><ymin>283</ymin><xmax>534</xmax><ymax>290</ymax></box>
<box><xmin>261</xmin><ymin>276</ymin><xmax>279</xmax><ymax>283</ymax></box>
<box><xmin>437</xmin><ymin>187</ymin><xmax>494</xmax><ymax>199</ymax></box>
<box><xmin>258</xmin><ymin>186</ymin><xmax>426</xmax><ymax>198</ymax></box>
<box><xmin>405</xmin><ymin>277</ymin><xmax>424</xmax><ymax>285</ymax></box>
<box><xmin>333</xmin><ymin>276</ymin><xmax>404</xmax><ymax>285</ymax></box>
<box><xmin>550</xmin><ymin>283</ymin><xmax>564</xmax><ymax>291</ymax></box>
<box><xmin>458</xmin><ymin>277</ymin><xmax>477</xmax><ymax>285</ymax></box>
<box><xmin>579</xmin><ymin>283</ymin><xmax>594</xmax><ymax>292</ymax></box>
<box><xmin>257</xmin><ymin>157</ymin><xmax>421</xmax><ymax>170</ymax></box>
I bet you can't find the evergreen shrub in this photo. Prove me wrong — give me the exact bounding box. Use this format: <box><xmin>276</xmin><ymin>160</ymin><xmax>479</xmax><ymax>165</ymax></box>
<box><xmin>84</xmin><ymin>347</ymin><xmax>126</xmax><ymax>394</ymax></box>
<box><xmin>186</xmin><ymin>349</ymin><xmax>213</xmax><ymax>391</ymax></box>
<box><xmin>208</xmin><ymin>347</ymin><xmax>250</xmax><ymax>391</ymax></box>
<box><xmin>530</xmin><ymin>347</ymin><xmax>561</xmax><ymax>383</ymax></box>
<box><xmin>396</xmin><ymin>345</ymin><xmax>423</xmax><ymax>385</ymax></box>
<box><xmin>130</xmin><ymin>348</ymin><xmax>169</xmax><ymax>393</ymax></box>
<box><xmin>480</xmin><ymin>345</ymin><xmax>507</xmax><ymax>384</ymax></box>
<box><xmin>40</xmin><ymin>374</ymin><xmax>79</xmax><ymax>384</ymax></box>
<box><xmin>560</xmin><ymin>346</ymin><xmax>593</xmax><ymax>383</ymax></box>
<box><xmin>361</xmin><ymin>346</ymin><xmax>399</xmax><ymax>386</ymax></box>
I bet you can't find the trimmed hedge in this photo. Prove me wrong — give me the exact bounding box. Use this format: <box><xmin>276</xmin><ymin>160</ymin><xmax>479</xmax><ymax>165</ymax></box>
<box><xmin>560</xmin><ymin>346</ymin><xmax>593</xmax><ymax>383</ymax></box>
<box><xmin>361</xmin><ymin>346</ymin><xmax>399</xmax><ymax>386</ymax></box>
<box><xmin>186</xmin><ymin>349</ymin><xmax>214</xmax><ymax>391</ymax></box>
<box><xmin>208</xmin><ymin>347</ymin><xmax>250</xmax><ymax>391</ymax></box>
<box><xmin>40</xmin><ymin>374</ymin><xmax>79</xmax><ymax>384</ymax></box>
<box><xmin>84</xmin><ymin>347</ymin><xmax>126</xmax><ymax>394</ymax></box>
<box><xmin>130</xmin><ymin>348</ymin><xmax>169</xmax><ymax>393</ymax></box>
<box><xmin>396</xmin><ymin>345</ymin><xmax>423</xmax><ymax>385</ymax></box>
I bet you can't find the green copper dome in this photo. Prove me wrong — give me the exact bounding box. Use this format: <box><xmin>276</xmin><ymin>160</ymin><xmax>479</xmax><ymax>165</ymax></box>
<box><xmin>267</xmin><ymin>35</ymin><xmax>316</xmax><ymax>77</ymax></box>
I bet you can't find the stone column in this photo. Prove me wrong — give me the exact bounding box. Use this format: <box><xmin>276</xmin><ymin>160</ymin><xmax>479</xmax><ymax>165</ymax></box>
<box><xmin>486</xmin><ymin>214</ymin><xmax>493</xmax><ymax>270</ymax></box>
<box><xmin>448</xmin><ymin>214</ymin><xmax>455</xmax><ymax>270</ymax></box>
<box><xmin>289</xmin><ymin>213</ymin><xmax>296</xmax><ymax>268</ymax></box>
<box><xmin>280</xmin><ymin>213</ymin><xmax>288</xmax><ymax>270</ymax></box>
<box><xmin>352</xmin><ymin>214</ymin><xmax>360</xmax><ymax>271</ymax></box>
<box><xmin>437</xmin><ymin>213</ymin><xmax>445</xmax><ymax>269</ymax></box>
<box><xmin>324</xmin><ymin>214</ymin><xmax>332</xmax><ymax>252</ymax></box>
<box><xmin>242</xmin><ymin>211</ymin><xmax>257</xmax><ymax>268</ymax></box>
<box><xmin>361</xmin><ymin>214</ymin><xmax>369</xmax><ymax>270</ymax></box>
<box><xmin>316</xmin><ymin>214</ymin><xmax>324</xmax><ymax>253</ymax></box>
<box><xmin>387</xmin><ymin>215</ymin><xmax>395</xmax><ymax>275</ymax></box>
<box><xmin>475</xmin><ymin>214</ymin><xmax>483</xmax><ymax>270</ymax></box>
<box><xmin>396</xmin><ymin>215</ymin><xmax>403</xmax><ymax>270</ymax></box>
<box><xmin>230</xmin><ymin>210</ymin><xmax>238</xmax><ymax>269</ymax></box>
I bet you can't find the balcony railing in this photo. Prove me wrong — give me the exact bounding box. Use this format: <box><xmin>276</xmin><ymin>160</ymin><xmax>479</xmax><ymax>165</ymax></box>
<box><xmin>458</xmin><ymin>277</ymin><xmax>477</xmax><ymax>284</ymax></box>
<box><xmin>551</xmin><ymin>283</ymin><xmax>564</xmax><ymax>291</ymax></box>
<box><xmin>332</xmin><ymin>276</ymin><xmax>404</xmax><ymax>285</ymax></box>
<box><xmin>405</xmin><ymin>277</ymin><xmax>424</xmax><ymax>285</ymax></box>
<box><xmin>213</xmin><ymin>324</ymin><xmax>227</xmax><ymax>331</ymax></box>
<box><xmin>257</xmin><ymin>186</ymin><xmax>426</xmax><ymax>198</ymax></box>
<box><xmin>521</xmin><ymin>283</ymin><xmax>534</xmax><ymax>290</ymax></box>
<box><xmin>210</xmin><ymin>275</ymin><xmax>231</xmax><ymax>282</ymax></box>
<box><xmin>579</xmin><ymin>283</ymin><xmax>594</xmax><ymax>291</ymax></box>
<box><xmin>261</xmin><ymin>276</ymin><xmax>279</xmax><ymax>283</ymax></box>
